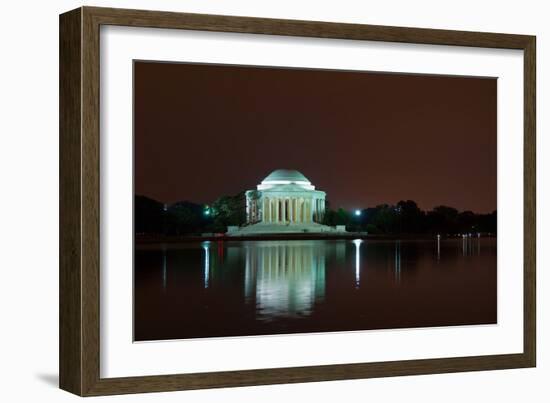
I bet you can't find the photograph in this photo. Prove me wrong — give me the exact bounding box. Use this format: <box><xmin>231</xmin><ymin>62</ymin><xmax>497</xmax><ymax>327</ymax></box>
<box><xmin>133</xmin><ymin>61</ymin><xmax>498</xmax><ymax>341</ymax></box>
<box><xmin>51</xmin><ymin>3</ymin><xmax>538</xmax><ymax>398</ymax></box>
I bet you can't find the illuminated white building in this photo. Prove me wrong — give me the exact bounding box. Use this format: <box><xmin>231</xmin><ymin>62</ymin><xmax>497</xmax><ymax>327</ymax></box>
<box><xmin>246</xmin><ymin>169</ymin><xmax>327</xmax><ymax>224</ymax></box>
<box><xmin>227</xmin><ymin>169</ymin><xmax>345</xmax><ymax>235</ymax></box>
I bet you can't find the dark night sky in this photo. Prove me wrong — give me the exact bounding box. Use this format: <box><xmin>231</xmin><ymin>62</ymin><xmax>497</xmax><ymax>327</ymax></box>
<box><xmin>134</xmin><ymin>61</ymin><xmax>496</xmax><ymax>213</ymax></box>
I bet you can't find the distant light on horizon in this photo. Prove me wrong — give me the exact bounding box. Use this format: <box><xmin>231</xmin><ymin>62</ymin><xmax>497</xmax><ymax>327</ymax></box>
<box><xmin>354</xmin><ymin>210</ymin><xmax>361</xmax><ymax>216</ymax></box>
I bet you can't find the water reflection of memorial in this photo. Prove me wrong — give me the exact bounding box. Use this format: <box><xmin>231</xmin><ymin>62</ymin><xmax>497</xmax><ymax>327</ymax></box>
<box><xmin>243</xmin><ymin>241</ymin><xmax>326</xmax><ymax>321</ymax></box>
<box><xmin>135</xmin><ymin>237</ymin><xmax>497</xmax><ymax>341</ymax></box>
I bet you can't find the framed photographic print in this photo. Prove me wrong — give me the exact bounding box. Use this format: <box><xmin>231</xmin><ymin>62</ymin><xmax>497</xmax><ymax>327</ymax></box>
<box><xmin>59</xmin><ymin>6</ymin><xmax>536</xmax><ymax>396</ymax></box>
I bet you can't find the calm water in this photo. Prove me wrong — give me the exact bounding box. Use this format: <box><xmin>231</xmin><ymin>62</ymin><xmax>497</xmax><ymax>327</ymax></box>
<box><xmin>134</xmin><ymin>238</ymin><xmax>496</xmax><ymax>341</ymax></box>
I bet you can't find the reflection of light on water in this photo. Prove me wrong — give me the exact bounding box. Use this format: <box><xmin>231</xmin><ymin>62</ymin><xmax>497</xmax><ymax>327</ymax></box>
<box><xmin>202</xmin><ymin>241</ymin><xmax>210</xmax><ymax>288</ymax></box>
<box><xmin>353</xmin><ymin>239</ymin><xmax>363</xmax><ymax>288</ymax></box>
<box><xmin>461</xmin><ymin>234</ymin><xmax>481</xmax><ymax>257</ymax></box>
<box><xmin>335</xmin><ymin>242</ymin><xmax>346</xmax><ymax>263</ymax></box>
<box><xmin>244</xmin><ymin>241</ymin><xmax>326</xmax><ymax>320</ymax></box>
<box><xmin>394</xmin><ymin>240</ymin><xmax>401</xmax><ymax>283</ymax></box>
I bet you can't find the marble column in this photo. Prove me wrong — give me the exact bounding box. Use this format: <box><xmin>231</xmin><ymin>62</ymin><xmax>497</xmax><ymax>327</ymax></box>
<box><xmin>282</xmin><ymin>198</ymin><xmax>286</xmax><ymax>223</ymax></box>
<box><xmin>317</xmin><ymin>199</ymin><xmax>320</xmax><ymax>221</ymax></box>
<box><xmin>290</xmin><ymin>198</ymin><xmax>294</xmax><ymax>223</ymax></box>
<box><xmin>316</xmin><ymin>199</ymin><xmax>320</xmax><ymax>221</ymax></box>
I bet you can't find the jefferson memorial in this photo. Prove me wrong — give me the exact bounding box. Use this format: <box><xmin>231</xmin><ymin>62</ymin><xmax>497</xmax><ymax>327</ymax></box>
<box><xmin>228</xmin><ymin>169</ymin><xmax>345</xmax><ymax>235</ymax></box>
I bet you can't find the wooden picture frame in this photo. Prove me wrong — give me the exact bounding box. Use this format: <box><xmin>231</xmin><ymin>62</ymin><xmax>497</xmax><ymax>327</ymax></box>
<box><xmin>59</xmin><ymin>6</ymin><xmax>536</xmax><ymax>396</ymax></box>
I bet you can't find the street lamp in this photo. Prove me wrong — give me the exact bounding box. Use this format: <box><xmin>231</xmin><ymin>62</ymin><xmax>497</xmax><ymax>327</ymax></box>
<box><xmin>354</xmin><ymin>209</ymin><xmax>362</xmax><ymax>217</ymax></box>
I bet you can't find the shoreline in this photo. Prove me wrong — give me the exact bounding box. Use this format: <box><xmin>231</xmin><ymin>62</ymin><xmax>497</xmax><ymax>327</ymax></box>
<box><xmin>136</xmin><ymin>233</ymin><xmax>496</xmax><ymax>244</ymax></box>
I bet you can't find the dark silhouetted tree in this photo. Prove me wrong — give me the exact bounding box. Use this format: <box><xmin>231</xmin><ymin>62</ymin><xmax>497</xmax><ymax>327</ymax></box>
<box><xmin>396</xmin><ymin>200</ymin><xmax>425</xmax><ymax>233</ymax></box>
<box><xmin>371</xmin><ymin>204</ymin><xmax>399</xmax><ymax>233</ymax></box>
<box><xmin>135</xmin><ymin>195</ymin><xmax>164</xmax><ymax>234</ymax></box>
<box><xmin>426</xmin><ymin>205</ymin><xmax>459</xmax><ymax>234</ymax></box>
<box><xmin>166</xmin><ymin>201</ymin><xmax>205</xmax><ymax>235</ymax></box>
<box><xmin>211</xmin><ymin>192</ymin><xmax>246</xmax><ymax>232</ymax></box>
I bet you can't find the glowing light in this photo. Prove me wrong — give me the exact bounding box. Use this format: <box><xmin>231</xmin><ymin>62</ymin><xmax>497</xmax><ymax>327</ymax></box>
<box><xmin>354</xmin><ymin>210</ymin><xmax>361</xmax><ymax>216</ymax></box>
<box><xmin>203</xmin><ymin>242</ymin><xmax>210</xmax><ymax>288</ymax></box>
<box><xmin>353</xmin><ymin>239</ymin><xmax>363</xmax><ymax>288</ymax></box>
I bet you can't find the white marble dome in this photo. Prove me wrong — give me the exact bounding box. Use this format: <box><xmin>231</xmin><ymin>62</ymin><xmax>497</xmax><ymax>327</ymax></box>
<box><xmin>259</xmin><ymin>169</ymin><xmax>314</xmax><ymax>190</ymax></box>
<box><xmin>261</xmin><ymin>169</ymin><xmax>310</xmax><ymax>184</ymax></box>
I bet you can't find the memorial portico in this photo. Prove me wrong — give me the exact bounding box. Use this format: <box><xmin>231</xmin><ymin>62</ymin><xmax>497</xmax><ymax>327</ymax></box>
<box><xmin>227</xmin><ymin>169</ymin><xmax>344</xmax><ymax>235</ymax></box>
<box><xmin>245</xmin><ymin>169</ymin><xmax>327</xmax><ymax>225</ymax></box>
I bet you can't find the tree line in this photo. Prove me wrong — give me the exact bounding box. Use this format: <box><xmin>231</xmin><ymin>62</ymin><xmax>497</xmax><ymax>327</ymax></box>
<box><xmin>323</xmin><ymin>200</ymin><xmax>496</xmax><ymax>235</ymax></box>
<box><xmin>135</xmin><ymin>193</ymin><xmax>246</xmax><ymax>236</ymax></box>
<box><xmin>136</xmin><ymin>194</ymin><xmax>496</xmax><ymax>236</ymax></box>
